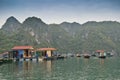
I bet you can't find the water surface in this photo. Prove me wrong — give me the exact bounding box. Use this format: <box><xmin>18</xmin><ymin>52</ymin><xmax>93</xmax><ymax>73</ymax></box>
<box><xmin>0</xmin><ymin>58</ymin><xmax>120</xmax><ymax>80</ymax></box>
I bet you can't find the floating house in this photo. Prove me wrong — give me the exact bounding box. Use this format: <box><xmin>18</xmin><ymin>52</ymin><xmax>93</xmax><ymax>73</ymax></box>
<box><xmin>95</xmin><ymin>50</ymin><xmax>106</xmax><ymax>58</ymax></box>
<box><xmin>96</xmin><ymin>50</ymin><xmax>104</xmax><ymax>55</ymax></box>
<box><xmin>0</xmin><ymin>51</ymin><xmax>13</xmax><ymax>64</ymax></box>
<box><xmin>12</xmin><ymin>46</ymin><xmax>34</xmax><ymax>59</ymax></box>
<box><xmin>0</xmin><ymin>51</ymin><xmax>13</xmax><ymax>59</ymax></box>
<box><xmin>37</xmin><ymin>48</ymin><xmax>56</xmax><ymax>60</ymax></box>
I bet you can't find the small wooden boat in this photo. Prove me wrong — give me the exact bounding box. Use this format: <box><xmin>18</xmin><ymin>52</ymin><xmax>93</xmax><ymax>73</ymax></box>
<box><xmin>70</xmin><ymin>55</ymin><xmax>74</xmax><ymax>57</ymax></box>
<box><xmin>43</xmin><ymin>57</ymin><xmax>54</xmax><ymax>61</ymax></box>
<box><xmin>57</xmin><ymin>56</ymin><xmax>64</xmax><ymax>59</ymax></box>
<box><xmin>83</xmin><ymin>53</ymin><xmax>90</xmax><ymax>59</ymax></box>
<box><xmin>76</xmin><ymin>54</ymin><xmax>81</xmax><ymax>57</ymax></box>
<box><xmin>91</xmin><ymin>54</ymin><xmax>96</xmax><ymax>57</ymax></box>
<box><xmin>99</xmin><ymin>56</ymin><xmax>106</xmax><ymax>59</ymax></box>
<box><xmin>84</xmin><ymin>55</ymin><xmax>90</xmax><ymax>58</ymax></box>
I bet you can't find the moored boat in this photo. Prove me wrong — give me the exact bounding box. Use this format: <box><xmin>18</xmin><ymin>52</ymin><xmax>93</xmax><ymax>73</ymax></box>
<box><xmin>57</xmin><ymin>56</ymin><xmax>64</xmax><ymax>59</ymax></box>
<box><xmin>83</xmin><ymin>53</ymin><xmax>90</xmax><ymax>59</ymax></box>
<box><xmin>84</xmin><ymin>55</ymin><xmax>90</xmax><ymax>58</ymax></box>
<box><xmin>76</xmin><ymin>54</ymin><xmax>81</xmax><ymax>57</ymax></box>
<box><xmin>43</xmin><ymin>57</ymin><xmax>54</xmax><ymax>61</ymax></box>
<box><xmin>99</xmin><ymin>56</ymin><xmax>106</xmax><ymax>59</ymax></box>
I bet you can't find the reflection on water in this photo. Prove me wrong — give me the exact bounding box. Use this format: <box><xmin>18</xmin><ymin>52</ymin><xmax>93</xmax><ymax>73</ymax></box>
<box><xmin>99</xmin><ymin>59</ymin><xmax>105</xmax><ymax>65</ymax></box>
<box><xmin>17</xmin><ymin>60</ymin><xmax>53</xmax><ymax>79</ymax></box>
<box><xmin>23</xmin><ymin>61</ymin><xmax>32</xmax><ymax>71</ymax></box>
<box><xmin>0</xmin><ymin>58</ymin><xmax>120</xmax><ymax>80</ymax></box>
<box><xmin>45</xmin><ymin>60</ymin><xmax>52</xmax><ymax>72</ymax></box>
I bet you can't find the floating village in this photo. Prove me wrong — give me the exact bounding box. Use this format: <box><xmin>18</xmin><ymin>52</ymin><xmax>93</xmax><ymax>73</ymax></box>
<box><xmin>0</xmin><ymin>46</ymin><xmax>114</xmax><ymax>64</ymax></box>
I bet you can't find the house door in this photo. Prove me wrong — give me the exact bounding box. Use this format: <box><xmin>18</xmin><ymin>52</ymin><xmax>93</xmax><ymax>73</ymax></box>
<box><xmin>24</xmin><ymin>50</ymin><xmax>29</xmax><ymax>58</ymax></box>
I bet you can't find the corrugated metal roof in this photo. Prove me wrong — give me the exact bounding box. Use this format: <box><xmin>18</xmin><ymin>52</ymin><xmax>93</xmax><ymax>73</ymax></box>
<box><xmin>96</xmin><ymin>50</ymin><xmax>104</xmax><ymax>53</ymax></box>
<box><xmin>37</xmin><ymin>48</ymin><xmax>56</xmax><ymax>51</ymax></box>
<box><xmin>12</xmin><ymin>46</ymin><xmax>34</xmax><ymax>50</ymax></box>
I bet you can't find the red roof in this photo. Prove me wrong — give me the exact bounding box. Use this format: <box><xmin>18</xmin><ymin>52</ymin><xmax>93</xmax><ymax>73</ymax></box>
<box><xmin>96</xmin><ymin>50</ymin><xmax>104</xmax><ymax>53</ymax></box>
<box><xmin>12</xmin><ymin>46</ymin><xmax>34</xmax><ymax>50</ymax></box>
<box><xmin>37</xmin><ymin>48</ymin><xmax>56</xmax><ymax>51</ymax></box>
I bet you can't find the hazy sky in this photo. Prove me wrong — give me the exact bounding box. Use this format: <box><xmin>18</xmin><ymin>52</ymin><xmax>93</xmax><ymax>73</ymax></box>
<box><xmin>0</xmin><ymin>0</ymin><xmax>120</xmax><ymax>27</ymax></box>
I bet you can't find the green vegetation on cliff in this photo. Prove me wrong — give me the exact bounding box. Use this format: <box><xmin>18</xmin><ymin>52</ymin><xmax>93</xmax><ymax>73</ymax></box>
<box><xmin>0</xmin><ymin>16</ymin><xmax>120</xmax><ymax>55</ymax></box>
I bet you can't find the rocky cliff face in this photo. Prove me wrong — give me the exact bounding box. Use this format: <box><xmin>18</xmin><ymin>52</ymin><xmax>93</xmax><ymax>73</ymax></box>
<box><xmin>2</xmin><ymin>16</ymin><xmax>22</xmax><ymax>33</ymax></box>
<box><xmin>0</xmin><ymin>16</ymin><xmax>120</xmax><ymax>54</ymax></box>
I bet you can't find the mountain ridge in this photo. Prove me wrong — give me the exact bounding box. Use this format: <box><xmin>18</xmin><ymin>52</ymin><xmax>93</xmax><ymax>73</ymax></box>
<box><xmin>0</xmin><ymin>16</ymin><xmax>120</xmax><ymax>55</ymax></box>
<box><xmin>1</xmin><ymin>16</ymin><xmax>120</xmax><ymax>29</ymax></box>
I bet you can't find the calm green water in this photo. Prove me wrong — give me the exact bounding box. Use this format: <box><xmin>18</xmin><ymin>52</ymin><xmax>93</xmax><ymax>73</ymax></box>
<box><xmin>0</xmin><ymin>58</ymin><xmax>120</xmax><ymax>80</ymax></box>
